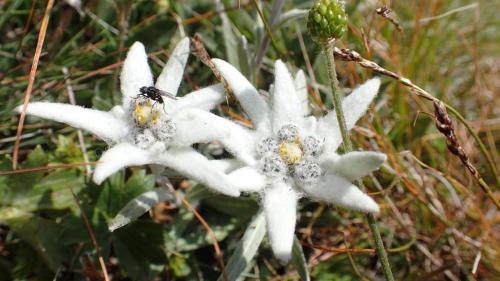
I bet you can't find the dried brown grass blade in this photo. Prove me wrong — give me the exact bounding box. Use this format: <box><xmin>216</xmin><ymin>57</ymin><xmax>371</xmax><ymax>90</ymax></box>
<box><xmin>332</xmin><ymin>47</ymin><xmax>499</xmax><ymax>208</ymax></box>
<box><xmin>69</xmin><ymin>187</ymin><xmax>110</xmax><ymax>281</ymax></box>
<box><xmin>162</xmin><ymin>178</ymin><xmax>228</xmax><ymax>281</ymax></box>
<box><xmin>12</xmin><ymin>0</ymin><xmax>55</xmax><ymax>169</ymax></box>
<box><xmin>0</xmin><ymin>162</ymin><xmax>97</xmax><ymax>176</ymax></box>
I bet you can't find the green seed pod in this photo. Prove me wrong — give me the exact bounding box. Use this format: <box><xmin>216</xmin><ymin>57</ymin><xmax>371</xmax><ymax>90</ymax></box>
<box><xmin>307</xmin><ymin>0</ymin><xmax>348</xmax><ymax>42</ymax></box>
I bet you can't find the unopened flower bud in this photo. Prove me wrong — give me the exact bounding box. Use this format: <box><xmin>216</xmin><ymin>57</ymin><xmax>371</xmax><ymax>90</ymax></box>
<box><xmin>307</xmin><ymin>0</ymin><xmax>347</xmax><ymax>42</ymax></box>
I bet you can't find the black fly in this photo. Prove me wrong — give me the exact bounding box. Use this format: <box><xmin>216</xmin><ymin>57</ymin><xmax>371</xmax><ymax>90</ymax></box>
<box><xmin>136</xmin><ymin>86</ymin><xmax>177</xmax><ymax>111</ymax></box>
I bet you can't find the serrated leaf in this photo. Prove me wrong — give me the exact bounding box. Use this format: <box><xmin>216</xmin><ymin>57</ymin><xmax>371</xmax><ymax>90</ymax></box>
<box><xmin>217</xmin><ymin>211</ymin><xmax>266</xmax><ymax>281</ymax></box>
<box><xmin>291</xmin><ymin>237</ymin><xmax>310</xmax><ymax>281</ymax></box>
<box><xmin>109</xmin><ymin>189</ymin><xmax>174</xmax><ymax>232</ymax></box>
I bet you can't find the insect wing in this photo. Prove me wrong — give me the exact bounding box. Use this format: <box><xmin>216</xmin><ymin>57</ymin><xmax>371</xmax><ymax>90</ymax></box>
<box><xmin>157</xmin><ymin>89</ymin><xmax>177</xmax><ymax>100</ymax></box>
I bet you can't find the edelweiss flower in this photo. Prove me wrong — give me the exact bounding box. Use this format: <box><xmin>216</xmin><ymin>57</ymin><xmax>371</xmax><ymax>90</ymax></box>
<box><xmin>183</xmin><ymin>59</ymin><xmax>387</xmax><ymax>262</ymax></box>
<box><xmin>18</xmin><ymin>38</ymin><xmax>241</xmax><ymax>197</ymax></box>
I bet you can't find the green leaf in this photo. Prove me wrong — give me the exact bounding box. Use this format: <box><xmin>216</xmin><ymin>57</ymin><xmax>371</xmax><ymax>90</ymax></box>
<box><xmin>0</xmin><ymin>148</ymin><xmax>85</xmax><ymax>221</ymax></box>
<box><xmin>93</xmin><ymin>170</ymin><xmax>155</xmax><ymax>219</ymax></box>
<box><xmin>173</xmin><ymin>214</ymin><xmax>238</xmax><ymax>252</ymax></box>
<box><xmin>291</xmin><ymin>236</ymin><xmax>310</xmax><ymax>281</ymax></box>
<box><xmin>113</xmin><ymin>220</ymin><xmax>167</xmax><ymax>280</ymax></box>
<box><xmin>5</xmin><ymin>146</ymin><xmax>48</xmax><ymax>196</ymax></box>
<box><xmin>165</xmin><ymin>185</ymin><xmax>217</xmax><ymax>249</ymax></box>
<box><xmin>169</xmin><ymin>255</ymin><xmax>192</xmax><ymax>277</ymax></box>
<box><xmin>277</xmin><ymin>9</ymin><xmax>308</xmax><ymax>26</ymax></box>
<box><xmin>109</xmin><ymin>189</ymin><xmax>174</xmax><ymax>232</ymax></box>
<box><xmin>217</xmin><ymin>211</ymin><xmax>266</xmax><ymax>281</ymax></box>
<box><xmin>8</xmin><ymin>214</ymin><xmax>72</xmax><ymax>272</ymax></box>
<box><xmin>203</xmin><ymin>194</ymin><xmax>258</xmax><ymax>219</ymax></box>
<box><xmin>218</xmin><ymin>1</ymin><xmax>240</xmax><ymax>70</ymax></box>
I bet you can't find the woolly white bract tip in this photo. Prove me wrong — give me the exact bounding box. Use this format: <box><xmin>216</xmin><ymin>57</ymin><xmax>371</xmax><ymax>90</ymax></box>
<box><xmin>64</xmin><ymin>0</ymin><xmax>82</xmax><ymax>11</ymax></box>
<box><xmin>154</xmin><ymin>147</ymin><xmax>241</xmax><ymax>197</ymax></box>
<box><xmin>363</xmin><ymin>77</ymin><xmax>381</xmax><ymax>93</ymax></box>
<box><xmin>168</xmin><ymin>84</ymin><xmax>225</xmax><ymax>114</ymax></box>
<box><xmin>303</xmin><ymin>174</ymin><xmax>380</xmax><ymax>214</ymax></box>
<box><xmin>121</xmin><ymin>41</ymin><xmax>154</xmax><ymax>105</ymax></box>
<box><xmin>155</xmin><ymin>37</ymin><xmax>190</xmax><ymax>95</ymax></box>
<box><xmin>227</xmin><ymin>167</ymin><xmax>266</xmax><ymax>192</ymax></box>
<box><xmin>93</xmin><ymin>143</ymin><xmax>163</xmax><ymax>185</ymax></box>
<box><xmin>293</xmin><ymin>69</ymin><xmax>309</xmax><ymax>117</ymax></box>
<box><xmin>212</xmin><ymin>58</ymin><xmax>271</xmax><ymax>131</ymax></box>
<box><xmin>364</xmin><ymin>198</ymin><xmax>380</xmax><ymax>214</ymax></box>
<box><xmin>323</xmin><ymin>151</ymin><xmax>387</xmax><ymax>181</ymax></box>
<box><xmin>17</xmin><ymin>102</ymin><xmax>128</xmax><ymax>143</ymax></box>
<box><xmin>344</xmin><ymin>77</ymin><xmax>381</xmax><ymax>123</ymax></box>
<box><xmin>317</xmin><ymin>77</ymin><xmax>382</xmax><ymax>152</ymax></box>
<box><xmin>130</xmin><ymin>41</ymin><xmax>146</xmax><ymax>55</ymax></box>
<box><xmin>272</xmin><ymin>60</ymin><xmax>302</xmax><ymax>131</ymax></box>
<box><xmin>172</xmin><ymin>108</ymin><xmax>257</xmax><ymax>165</ymax></box>
<box><xmin>264</xmin><ymin>181</ymin><xmax>298</xmax><ymax>263</ymax></box>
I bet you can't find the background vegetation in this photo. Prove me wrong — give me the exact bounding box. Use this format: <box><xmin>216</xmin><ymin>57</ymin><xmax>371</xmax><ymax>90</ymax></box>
<box><xmin>0</xmin><ymin>0</ymin><xmax>498</xmax><ymax>280</ymax></box>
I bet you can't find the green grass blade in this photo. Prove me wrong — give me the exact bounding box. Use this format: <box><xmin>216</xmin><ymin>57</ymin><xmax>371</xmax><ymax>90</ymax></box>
<box><xmin>291</xmin><ymin>236</ymin><xmax>310</xmax><ymax>281</ymax></box>
<box><xmin>108</xmin><ymin>189</ymin><xmax>174</xmax><ymax>232</ymax></box>
<box><xmin>217</xmin><ymin>211</ymin><xmax>266</xmax><ymax>281</ymax></box>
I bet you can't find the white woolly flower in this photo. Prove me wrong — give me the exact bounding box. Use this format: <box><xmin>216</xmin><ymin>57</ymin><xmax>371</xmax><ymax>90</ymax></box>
<box><xmin>185</xmin><ymin>59</ymin><xmax>387</xmax><ymax>262</ymax></box>
<box><xmin>17</xmin><ymin>38</ymin><xmax>241</xmax><ymax>197</ymax></box>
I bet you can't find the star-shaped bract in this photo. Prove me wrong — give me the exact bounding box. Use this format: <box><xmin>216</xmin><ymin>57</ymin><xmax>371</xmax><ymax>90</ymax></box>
<box><xmin>183</xmin><ymin>58</ymin><xmax>386</xmax><ymax>262</ymax></box>
<box><xmin>19</xmin><ymin>38</ymin><xmax>240</xmax><ymax>197</ymax></box>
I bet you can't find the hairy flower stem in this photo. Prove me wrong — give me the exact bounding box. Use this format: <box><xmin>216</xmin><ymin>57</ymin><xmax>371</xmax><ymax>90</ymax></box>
<box><xmin>323</xmin><ymin>42</ymin><xmax>395</xmax><ymax>281</ymax></box>
<box><xmin>324</xmin><ymin>41</ymin><xmax>352</xmax><ymax>153</ymax></box>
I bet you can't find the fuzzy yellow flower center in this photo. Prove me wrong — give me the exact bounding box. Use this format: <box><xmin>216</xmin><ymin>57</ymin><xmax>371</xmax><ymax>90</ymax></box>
<box><xmin>132</xmin><ymin>100</ymin><xmax>161</xmax><ymax>127</ymax></box>
<box><xmin>279</xmin><ymin>138</ymin><xmax>303</xmax><ymax>164</ymax></box>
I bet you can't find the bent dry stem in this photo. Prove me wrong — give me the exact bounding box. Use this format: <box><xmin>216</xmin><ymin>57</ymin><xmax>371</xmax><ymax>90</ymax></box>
<box><xmin>332</xmin><ymin>46</ymin><xmax>499</xmax><ymax>205</ymax></box>
<box><xmin>323</xmin><ymin>42</ymin><xmax>395</xmax><ymax>281</ymax></box>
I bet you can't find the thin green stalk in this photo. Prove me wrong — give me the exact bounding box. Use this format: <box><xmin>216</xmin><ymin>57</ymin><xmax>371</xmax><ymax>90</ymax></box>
<box><xmin>323</xmin><ymin>42</ymin><xmax>395</xmax><ymax>281</ymax></box>
<box><xmin>324</xmin><ymin>42</ymin><xmax>351</xmax><ymax>153</ymax></box>
<box><xmin>251</xmin><ymin>0</ymin><xmax>287</xmax><ymax>59</ymax></box>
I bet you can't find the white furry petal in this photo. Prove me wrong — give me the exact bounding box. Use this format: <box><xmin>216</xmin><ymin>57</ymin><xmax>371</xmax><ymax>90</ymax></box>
<box><xmin>94</xmin><ymin>144</ymin><xmax>240</xmax><ymax>197</ymax></box>
<box><xmin>322</xmin><ymin>151</ymin><xmax>386</xmax><ymax>181</ymax></box>
<box><xmin>121</xmin><ymin>42</ymin><xmax>154</xmax><ymax>108</ymax></box>
<box><xmin>300</xmin><ymin>116</ymin><xmax>317</xmax><ymax>135</ymax></box>
<box><xmin>294</xmin><ymin>69</ymin><xmax>310</xmax><ymax>117</ymax></box>
<box><xmin>302</xmin><ymin>174</ymin><xmax>379</xmax><ymax>213</ymax></box>
<box><xmin>263</xmin><ymin>181</ymin><xmax>298</xmax><ymax>263</ymax></box>
<box><xmin>167</xmin><ymin>84</ymin><xmax>225</xmax><ymax>114</ymax></box>
<box><xmin>227</xmin><ymin>166</ymin><xmax>267</xmax><ymax>192</ymax></box>
<box><xmin>172</xmin><ymin>108</ymin><xmax>257</xmax><ymax>165</ymax></box>
<box><xmin>156</xmin><ymin>147</ymin><xmax>240</xmax><ymax>197</ymax></box>
<box><xmin>93</xmin><ymin>142</ymin><xmax>163</xmax><ymax>184</ymax></box>
<box><xmin>272</xmin><ymin>60</ymin><xmax>302</xmax><ymax>132</ymax></box>
<box><xmin>208</xmin><ymin>159</ymin><xmax>244</xmax><ymax>173</ymax></box>
<box><xmin>212</xmin><ymin>58</ymin><xmax>271</xmax><ymax>131</ymax></box>
<box><xmin>20</xmin><ymin>102</ymin><xmax>128</xmax><ymax>143</ymax></box>
<box><xmin>155</xmin><ymin>37</ymin><xmax>190</xmax><ymax>96</ymax></box>
<box><xmin>317</xmin><ymin>78</ymin><xmax>381</xmax><ymax>151</ymax></box>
